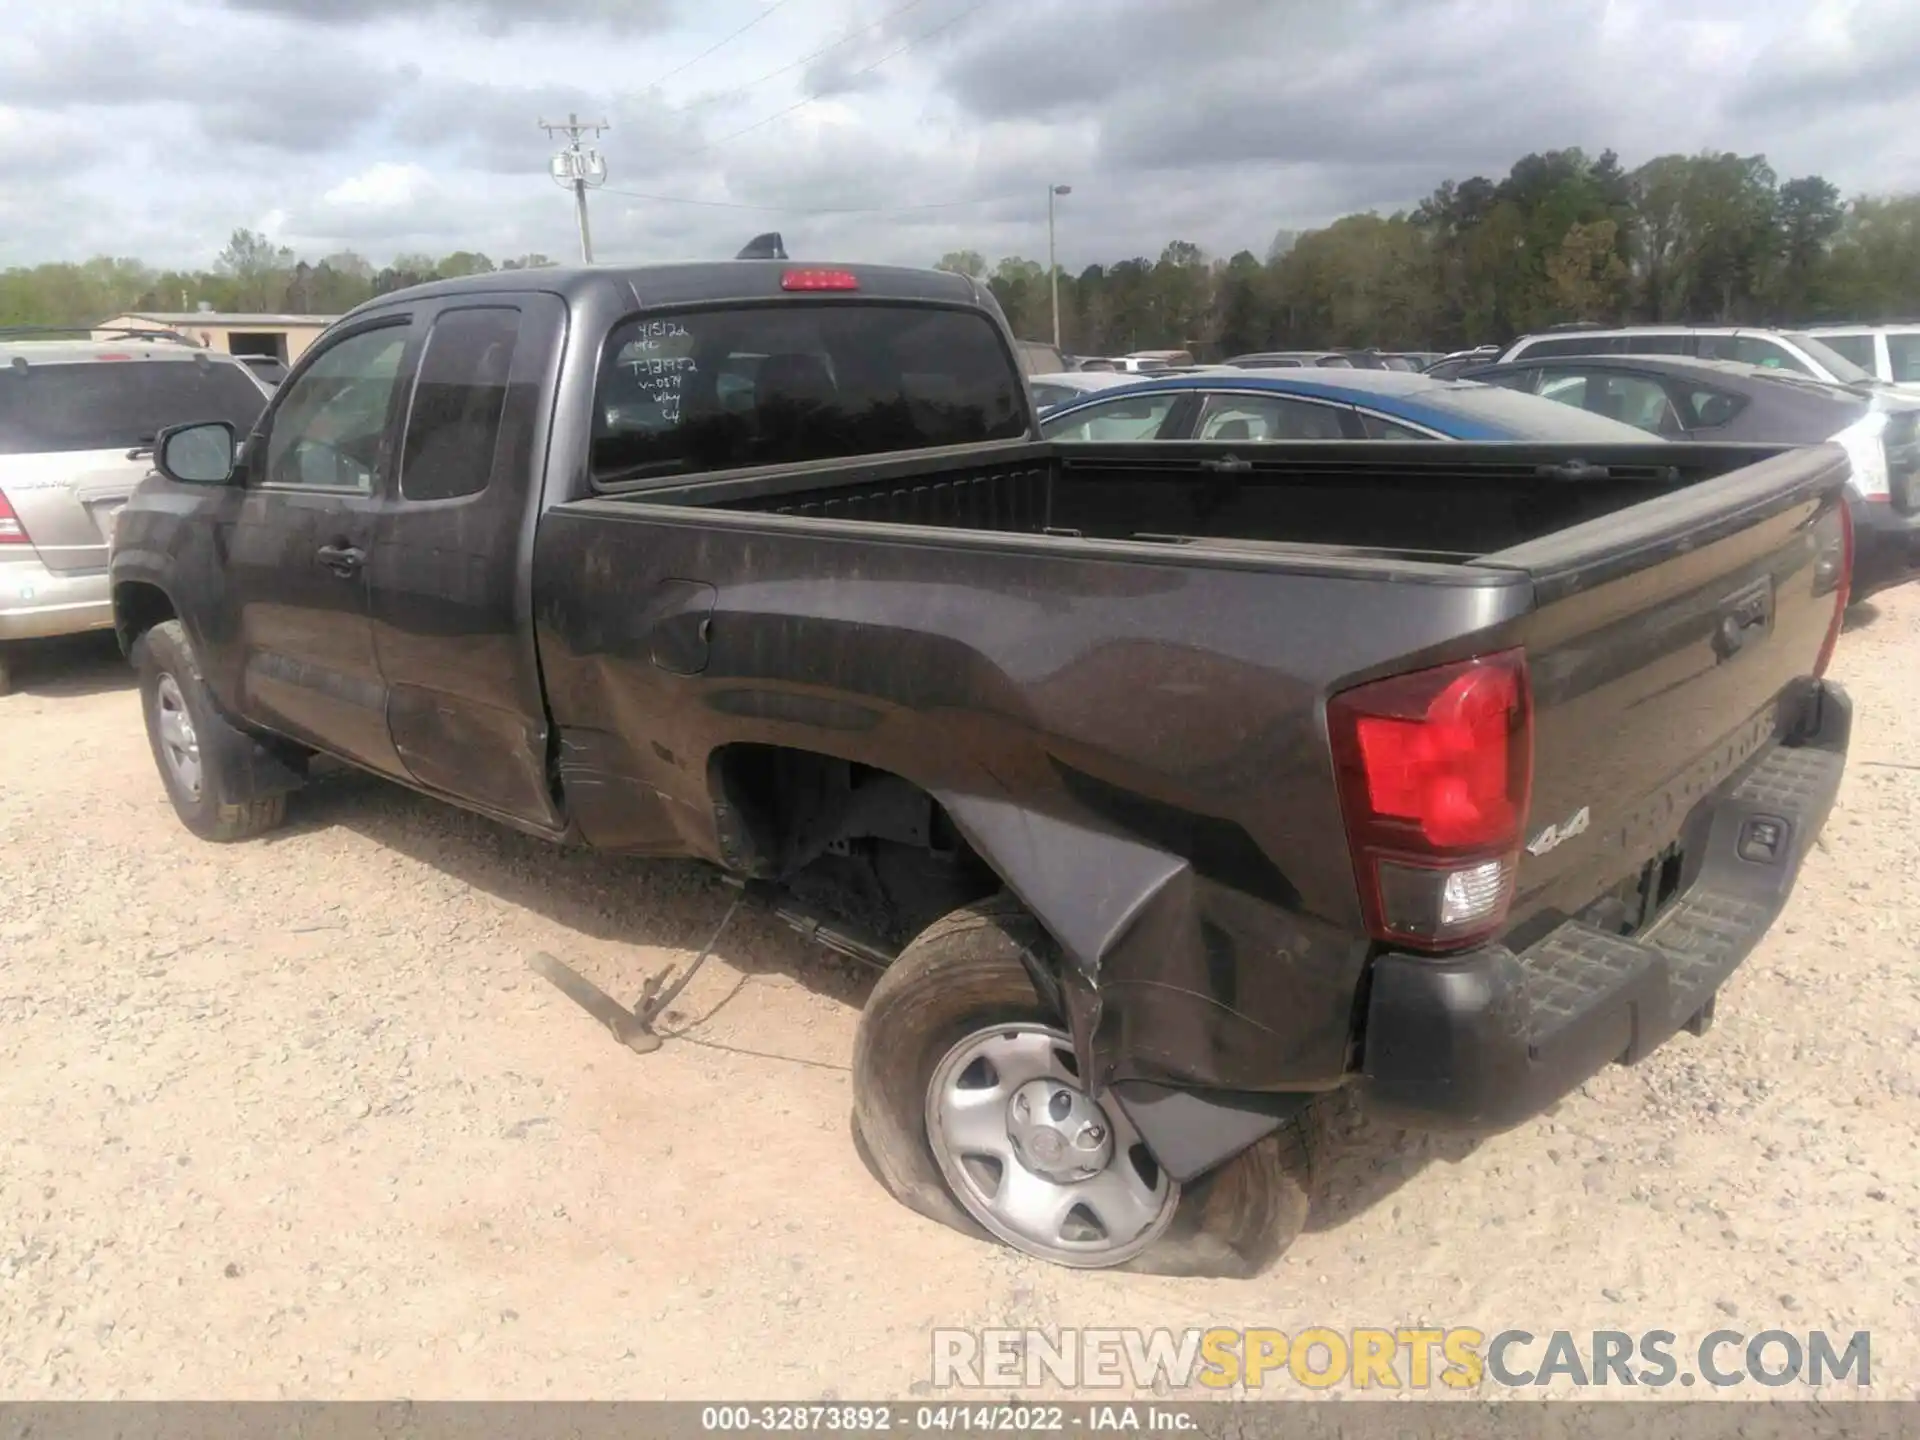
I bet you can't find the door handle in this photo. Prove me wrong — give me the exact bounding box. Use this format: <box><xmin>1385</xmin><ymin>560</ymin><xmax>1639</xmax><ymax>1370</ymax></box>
<box><xmin>315</xmin><ymin>543</ymin><xmax>365</xmax><ymax>577</ymax></box>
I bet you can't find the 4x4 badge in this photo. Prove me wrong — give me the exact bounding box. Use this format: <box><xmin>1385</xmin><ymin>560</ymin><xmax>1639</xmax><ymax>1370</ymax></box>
<box><xmin>1527</xmin><ymin>805</ymin><xmax>1591</xmax><ymax>857</ymax></box>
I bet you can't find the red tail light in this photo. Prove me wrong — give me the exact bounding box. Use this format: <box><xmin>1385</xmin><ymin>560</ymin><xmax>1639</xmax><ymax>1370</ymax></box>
<box><xmin>1328</xmin><ymin>650</ymin><xmax>1533</xmax><ymax>952</ymax></box>
<box><xmin>780</xmin><ymin>269</ymin><xmax>860</xmax><ymax>291</ymax></box>
<box><xmin>0</xmin><ymin>488</ymin><xmax>29</xmax><ymax>545</ymax></box>
<box><xmin>1813</xmin><ymin>500</ymin><xmax>1853</xmax><ymax>680</ymax></box>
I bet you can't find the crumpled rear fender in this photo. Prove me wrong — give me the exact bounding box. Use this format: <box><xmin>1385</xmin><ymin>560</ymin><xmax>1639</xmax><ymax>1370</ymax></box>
<box><xmin>930</xmin><ymin>790</ymin><xmax>1356</xmax><ymax>1183</ymax></box>
<box><xmin>933</xmin><ymin>791</ymin><xmax>1187</xmax><ymax>1077</ymax></box>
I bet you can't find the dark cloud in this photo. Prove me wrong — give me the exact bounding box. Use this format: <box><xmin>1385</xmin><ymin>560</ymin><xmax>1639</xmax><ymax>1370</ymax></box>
<box><xmin>0</xmin><ymin>21</ymin><xmax>403</xmax><ymax>153</ymax></box>
<box><xmin>221</xmin><ymin>0</ymin><xmax>677</xmax><ymax>35</ymax></box>
<box><xmin>934</xmin><ymin>0</ymin><xmax>1620</xmax><ymax>179</ymax></box>
<box><xmin>7</xmin><ymin>0</ymin><xmax>1920</xmax><ymax>275</ymax></box>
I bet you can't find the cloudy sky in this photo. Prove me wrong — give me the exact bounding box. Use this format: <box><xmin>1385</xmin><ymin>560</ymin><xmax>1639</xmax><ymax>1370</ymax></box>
<box><xmin>1</xmin><ymin>0</ymin><xmax>1916</xmax><ymax>274</ymax></box>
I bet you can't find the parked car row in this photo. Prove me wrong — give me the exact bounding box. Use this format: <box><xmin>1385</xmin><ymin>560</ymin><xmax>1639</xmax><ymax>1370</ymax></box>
<box><xmin>1462</xmin><ymin>353</ymin><xmax>1920</xmax><ymax>601</ymax></box>
<box><xmin>0</xmin><ymin>330</ymin><xmax>275</xmax><ymax>692</ymax></box>
<box><xmin>1049</xmin><ymin>324</ymin><xmax>1920</xmax><ymax>392</ymax></box>
<box><xmin>1031</xmin><ymin>354</ymin><xmax>1920</xmax><ymax>602</ymax></box>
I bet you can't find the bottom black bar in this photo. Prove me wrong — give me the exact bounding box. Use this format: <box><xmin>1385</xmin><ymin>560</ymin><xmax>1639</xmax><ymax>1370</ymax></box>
<box><xmin>0</xmin><ymin>1402</ymin><xmax>1911</xmax><ymax>1440</ymax></box>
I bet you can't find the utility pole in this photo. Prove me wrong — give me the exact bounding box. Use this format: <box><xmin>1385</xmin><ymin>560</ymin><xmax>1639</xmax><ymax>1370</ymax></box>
<box><xmin>541</xmin><ymin>113</ymin><xmax>610</xmax><ymax>264</ymax></box>
<box><xmin>1047</xmin><ymin>184</ymin><xmax>1072</xmax><ymax>352</ymax></box>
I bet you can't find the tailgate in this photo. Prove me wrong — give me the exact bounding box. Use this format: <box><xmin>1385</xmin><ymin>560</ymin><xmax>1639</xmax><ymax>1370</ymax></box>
<box><xmin>0</xmin><ymin>449</ymin><xmax>144</xmax><ymax>572</ymax></box>
<box><xmin>1487</xmin><ymin>442</ymin><xmax>1851</xmax><ymax>938</ymax></box>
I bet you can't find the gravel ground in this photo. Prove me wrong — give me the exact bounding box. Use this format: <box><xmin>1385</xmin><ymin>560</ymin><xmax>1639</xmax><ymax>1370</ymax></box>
<box><xmin>0</xmin><ymin>589</ymin><xmax>1915</xmax><ymax>1402</ymax></box>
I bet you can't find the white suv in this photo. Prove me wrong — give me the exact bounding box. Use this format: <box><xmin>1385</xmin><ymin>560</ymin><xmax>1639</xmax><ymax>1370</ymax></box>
<box><xmin>0</xmin><ymin>331</ymin><xmax>272</xmax><ymax>693</ymax></box>
<box><xmin>1497</xmin><ymin>326</ymin><xmax>1881</xmax><ymax>388</ymax></box>
<box><xmin>1801</xmin><ymin>325</ymin><xmax>1920</xmax><ymax>393</ymax></box>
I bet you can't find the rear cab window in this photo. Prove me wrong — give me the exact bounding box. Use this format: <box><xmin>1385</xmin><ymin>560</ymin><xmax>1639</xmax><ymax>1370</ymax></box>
<box><xmin>590</xmin><ymin>303</ymin><xmax>1026</xmax><ymax>486</ymax></box>
<box><xmin>0</xmin><ymin>357</ymin><xmax>269</xmax><ymax>455</ymax></box>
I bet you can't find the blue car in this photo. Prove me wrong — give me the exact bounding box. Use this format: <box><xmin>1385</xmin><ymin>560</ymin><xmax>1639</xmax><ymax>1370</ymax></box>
<box><xmin>1036</xmin><ymin>366</ymin><xmax>1657</xmax><ymax>444</ymax></box>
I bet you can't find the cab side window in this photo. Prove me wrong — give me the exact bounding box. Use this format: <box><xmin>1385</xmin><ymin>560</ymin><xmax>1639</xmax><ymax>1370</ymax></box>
<box><xmin>1194</xmin><ymin>392</ymin><xmax>1348</xmax><ymax>440</ymax></box>
<box><xmin>399</xmin><ymin>307</ymin><xmax>522</xmax><ymax>502</ymax></box>
<box><xmin>1042</xmin><ymin>392</ymin><xmax>1182</xmax><ymax>442</ymax></box>
<box><xmin>1531</xmin><ymin>368</ymin><xmax>1684</xmax><ymax>435</ymax></box>
<box><xmin>263</xmin><ymin>325</ymin><xmax>410</xmax><ymax>492</ymax></box>
<box><xmin>1698</xmin><ymin>334</ymin><xmax>1815</xmax><ymax>377</ymax></box>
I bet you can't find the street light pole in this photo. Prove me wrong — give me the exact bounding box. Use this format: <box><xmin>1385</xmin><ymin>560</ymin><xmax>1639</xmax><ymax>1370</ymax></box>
<box><xmin>1048</xmin><ymin>183</ymin><xmax>1072</xmax><ymax>352</ymax></box>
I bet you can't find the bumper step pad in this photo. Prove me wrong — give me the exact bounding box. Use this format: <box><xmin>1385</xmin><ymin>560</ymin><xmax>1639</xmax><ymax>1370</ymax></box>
<box><xmin>1361</xmin><ymin>684</ymin><xmax>1850</xmax><ymax>1134</ymax></box>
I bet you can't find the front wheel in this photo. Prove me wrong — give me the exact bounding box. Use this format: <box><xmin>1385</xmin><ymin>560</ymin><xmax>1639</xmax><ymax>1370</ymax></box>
<box><xmin>851</xmin><ymin>895</ymin><xmax>1314</xmax><ymax>1276</ymax></box>
<box><xmin>134</xmin><ymin>620</ymin><xmax>287</xmax><ymax>843</ymax></box>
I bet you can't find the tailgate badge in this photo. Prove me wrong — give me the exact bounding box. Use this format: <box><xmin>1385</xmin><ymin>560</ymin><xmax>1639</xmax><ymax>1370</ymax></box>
<box><xmin>1527</xmin><ymin>806</ymin><xmax>1590</xmax><ymax>857</ymax></box>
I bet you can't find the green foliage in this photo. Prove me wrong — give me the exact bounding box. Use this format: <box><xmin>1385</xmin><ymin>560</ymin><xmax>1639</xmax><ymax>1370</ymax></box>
<box><xmin>5</xmin><ymin>150</ymin><xmax>1918</xmax><ymax>355</ymax></box>
<box><xmin>979</xmin><ymin>150</ymin><xmax>1920</xmax><ymax>356</ymax></box>
<box><xmin>935</xmin><ymin>250</ymin><xmax>987</xmax><ymax>279</ymax></box>
<box><xmin>0</xmin><ymin>243</ymin><xmax>536</xmax><ymax>328</ymax></box>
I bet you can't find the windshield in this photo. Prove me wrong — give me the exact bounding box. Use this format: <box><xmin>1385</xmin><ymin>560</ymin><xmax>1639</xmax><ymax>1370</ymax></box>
<box><xmin>0</xmin><ymin>359</ymin><xmax>269</xmax><ymax>455</ymax></box>
<box><xmin>1419</xmin><ymin>382</ymin><xmax>1666</xmax><ymax>441</ymax></box>
<box><xmin>1783</xmin><ymin>332</ymin><xmax>1878</xmax><ymax>385</ymax></box>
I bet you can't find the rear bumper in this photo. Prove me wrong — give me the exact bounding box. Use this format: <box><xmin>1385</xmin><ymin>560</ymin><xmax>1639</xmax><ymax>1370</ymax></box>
<box><xmin>1849</xmin><ymin>496</ymin><xmax>1920</xmax><ymax>604</ymax></box>
<box><xmin>0</xmin><ymin>558</ymin><xmax>113</xmax><ymax>641</ymax></box>
<box><xmin>1361</xmin><ymin>679</ymin><xmax>1850</xmax><ymax>1134</ymax></box>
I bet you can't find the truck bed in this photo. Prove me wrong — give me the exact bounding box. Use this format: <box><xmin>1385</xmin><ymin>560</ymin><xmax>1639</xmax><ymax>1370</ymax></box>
<box><xmin>609</xmin><ymin>438</ymin><xmax>1825</xmax><ymax>562</ymax></box>
<box><xmin>537</xmin><ymin>436</ymin><xmax>1850</xmax><ymax>1097</ymax></box>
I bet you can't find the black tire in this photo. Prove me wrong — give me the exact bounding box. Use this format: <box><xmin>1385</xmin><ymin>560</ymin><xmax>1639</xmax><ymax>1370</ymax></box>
<box><xmin>134</xmin><ymin>620</ymin><xmax>287</xmax><ymax>843</ymax></box>
<box><xmin>0</xmin><ymin>647</ymin><xmax>12</xmax><ymax>698</ymax></box>
<box><xmin>851</xmin><ymin>894</ymin><xmax>1314</xmax><ymax>1277</ymax></box>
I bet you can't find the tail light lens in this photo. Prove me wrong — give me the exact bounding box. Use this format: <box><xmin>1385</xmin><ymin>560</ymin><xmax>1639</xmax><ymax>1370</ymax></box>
<box><xmin>0</xmin><ymin>488</ymin><xmax>29</xmax><ymax>545</ymax></box>
<box><xmin>1328</xmin><ymin>650</ymin><xmax>1533</xmax><ymax>952</ymax></box>
<box><xmin>1813</xmin><ymin>499</ymin><xmax>1853</xmax><ymax>680</ymax></box>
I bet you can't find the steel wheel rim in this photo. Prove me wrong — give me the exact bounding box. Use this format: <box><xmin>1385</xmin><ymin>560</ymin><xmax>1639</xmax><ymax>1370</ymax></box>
<box><xmin>925</xmin><ymin>1021</ymin><xmax>1177</xmax><ymax>1268</ymax></box>
<box><xmin>153</xmin><ymin>673</ymin><xmax>203</xmax><ymax>799</ymax></box>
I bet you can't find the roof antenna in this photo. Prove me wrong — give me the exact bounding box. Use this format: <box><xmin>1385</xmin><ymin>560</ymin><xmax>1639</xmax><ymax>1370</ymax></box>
<box><xmin>736</xmin><ymin>231</ymin><xmax>787</xmax><ymax>260</ymax></box>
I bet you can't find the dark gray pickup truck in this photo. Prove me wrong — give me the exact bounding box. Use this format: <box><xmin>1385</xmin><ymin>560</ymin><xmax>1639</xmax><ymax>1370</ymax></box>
<box><xmin>108</xmin><ymin>259</ymin><xmax>1855</xmax><ymax>1277</ymax></box>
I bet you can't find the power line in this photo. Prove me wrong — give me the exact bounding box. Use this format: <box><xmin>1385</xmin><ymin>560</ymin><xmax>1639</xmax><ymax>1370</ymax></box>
<box><xmin>641</xmin><ymin>0</ymin><xmax>800</xmax><ymax>91</ymax></box>
<box><xmin>599</xmin><ymin>186</ymin><xmax>1025</xmax><ymax>214</ymax></box>
<box><xmin>669</xmin><ymin>0</ymin><xmax>938</xmax><ymax>113</ymax></box>
<box><xmin>681</xmin><ymin>0</ymin><xmax>992</xmax><ymax>159</ymax></box>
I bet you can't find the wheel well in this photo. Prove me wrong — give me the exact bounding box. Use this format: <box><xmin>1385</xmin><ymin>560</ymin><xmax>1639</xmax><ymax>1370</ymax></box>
<box><xmin>708</xmin><ymin>744</ymin><xmax>999</xmax><ymax>943</ymax></box>
<box><xmin>113</xmin><ymin>581</ymin><xmax>176</xmax><ymax>657</ymax></box>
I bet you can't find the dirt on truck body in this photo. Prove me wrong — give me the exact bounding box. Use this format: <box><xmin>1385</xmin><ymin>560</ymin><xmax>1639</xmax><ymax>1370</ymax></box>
<box><xmin>107</xmin><ymin>256</ymin><xmax>1857</xmax><ymax>1276</ymax></box>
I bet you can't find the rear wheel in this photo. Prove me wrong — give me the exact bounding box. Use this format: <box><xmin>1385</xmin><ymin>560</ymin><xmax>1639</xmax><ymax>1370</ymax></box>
<box><xmin>852</xmin><ymin>895</ymin><xmax>1314</xmax><ymax>1276</ymax></box>
<box><xmin>134</xmin><ymin>620</ymin><xmax>287</xmax><ymax>842</ymax></box>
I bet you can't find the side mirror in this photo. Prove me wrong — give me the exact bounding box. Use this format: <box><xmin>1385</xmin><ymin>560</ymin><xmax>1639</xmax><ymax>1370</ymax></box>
<box><xmin>155</xmin><ymin>421</ymin><xmax>237</xmax><ymax>485</ymax></box>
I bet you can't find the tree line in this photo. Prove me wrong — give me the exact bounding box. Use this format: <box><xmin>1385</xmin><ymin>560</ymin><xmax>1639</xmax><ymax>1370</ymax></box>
<box><xmin>0</xmin><ymin>229</ymin><xmax>559</xmax><ymax>330</ymax></box>
<box><xmin>950</xmin><ymin>148</ymin><xmax>1920</xmax><ymax>357</ymax></box>
<box><xmin>3</xmin><ymin>148</ymin><xmax>1917</xmax><ymax>357</ymax></box>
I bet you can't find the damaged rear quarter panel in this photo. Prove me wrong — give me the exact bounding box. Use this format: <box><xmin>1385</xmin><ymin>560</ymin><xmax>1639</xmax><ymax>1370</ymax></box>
<box><xmin>534</xmin><ymin>503</ymin><xmax>1531</xmax><ymax>1091</ymax></box>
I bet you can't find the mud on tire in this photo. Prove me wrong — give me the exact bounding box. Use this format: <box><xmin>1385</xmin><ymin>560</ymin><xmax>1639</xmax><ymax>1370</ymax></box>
<box><xmin>134</xmin><ymin>620</ymin><xmax>289</xmax><ymax>843</ymax></box>
<box><xmin>851</xmin><ymin>894</ymin><xmax>1315</xmax><ymax>1278</ymax></box>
